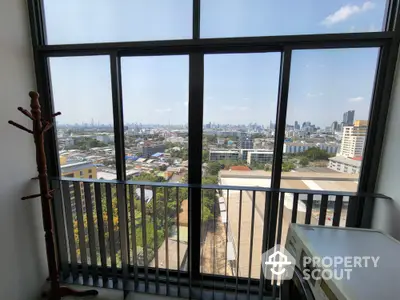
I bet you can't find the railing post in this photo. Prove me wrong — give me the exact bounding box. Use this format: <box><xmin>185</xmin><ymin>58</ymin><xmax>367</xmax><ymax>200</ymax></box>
<box><xmin>52</xmin><ymin>179</ymin><xmax>69</xmax><ymax>280</ymax></box>
<box><xmin>346</xmin><ymin>196</ymin><xmax>359</xmax><ymax>227</ymax></box>
<box><xmin>361</xmin><ymin>196</ymin><xmax>375</xmax><ymax>228</ymax></box>
<box><xmin>117</xmin><ymin>184</ymin><xmax>129</xmax><ymax>292</ymax></box>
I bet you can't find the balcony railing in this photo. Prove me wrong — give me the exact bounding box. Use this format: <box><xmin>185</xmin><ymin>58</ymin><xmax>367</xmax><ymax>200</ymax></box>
<box><xmin>51</xmin><ymin>178</ymin><xmax>389</xmax><ymax>299</ymax></box>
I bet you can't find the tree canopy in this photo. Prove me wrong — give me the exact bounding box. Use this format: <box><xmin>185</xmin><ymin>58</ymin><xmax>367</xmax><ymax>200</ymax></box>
<box><xmin>302</xmin><ymin>147</ymin><xmax>331</xmax><ymax>161</ymax></box>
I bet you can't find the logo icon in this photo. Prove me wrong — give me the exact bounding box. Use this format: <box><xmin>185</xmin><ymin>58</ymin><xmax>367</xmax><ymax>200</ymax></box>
<box><xmin>265</xmin><ymin>251</ymin><xmax>292</xmax><ymax>275</ymax></box>
<box><xmin>262</xmin><ymin>244</ymin><xmax>296</xmax><ymax>284</ymax></box>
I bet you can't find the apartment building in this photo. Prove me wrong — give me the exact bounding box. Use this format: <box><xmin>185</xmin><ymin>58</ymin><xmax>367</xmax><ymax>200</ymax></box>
<box><xmin>247</xmin><ymin>151</ymin><xmax>274</xmax><ymax>165</ymax></box>
<box><xmin>283</xmin><ymin>142</ymin><xmax>339</xmax><ymax>154</ymax></box>
<box><xmin>339</xmin><ymin>120</ymin><xmax>368</xmax><ymax>158</ymax></box>
<box><xmin>237</xmin><ymin>134</ymin><xmax>253</xmax><ymax>149</ymax></box>
<box><xmin>209</xmin><ymin>150</ymin><xmax>240</xmax><ymax>161</ymax></box>
<box><xmin>283</xmin><ymin>142</ymin><xmax>312</xmax><ymax>153</ymax></box>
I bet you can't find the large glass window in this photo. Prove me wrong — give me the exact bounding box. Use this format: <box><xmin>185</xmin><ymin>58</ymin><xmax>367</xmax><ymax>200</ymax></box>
<box><xmin>282</xmin><ymin>48</ymin><xmax>378</xmax><ymax>192</ymax></box>
<box><xmin>201</xmin><ymin>53</ymin><xmax>280</xmax><ymax>277</ymax></box>
<box><xmin>202</xmin><ymin>53</ymin><xmax>280</xmax><ymax>186</ymax></box>
<box><xmin>34</xmin><ymin>0</ymin><xmax>396</xmax><ymax>288</ymax></box>
<box><xmin>201</xmin><ymin>0</ymin><xmax>387</xmax><ymax>38</ymax></box>
<box><xmin>43</xmin><ymin>0</ymin><xmax>192</xmax><ymax>44</ymax></box>
<box><xmin>49</xmin><ymin>56</ymin><xmax>115</xmax><ymax>180</ymax></box>
<box><xmin>121</xmin><ymin>56</ymin><xmax>189</xmax><ymax>182</ymax></box>
<box><xmin>278</xmin><ymin>48</ymin><xmax>379</xmax><ymax>240</ymax></box>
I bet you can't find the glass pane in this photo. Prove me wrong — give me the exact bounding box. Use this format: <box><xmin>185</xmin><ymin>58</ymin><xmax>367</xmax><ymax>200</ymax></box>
<box><xmin>49</xmin><ymin>56</ymin><xmax>116</xmax><ymax>180</ymax></box>
<box><xmin>201</xmin><ymin>53</ymin><xmax>280</xmax><ymax>278</ymax></box>
<box><xmin>201</xmin><ymin>0</ymin><xmax>387</xmax><ymax>38</ymax></box>
<box><xmin>281</xmin><ymin>48</ymin><xmax>379</xmax><ymax>235</ymax></box>
<box><xmin>202</xmin><ymin>53</ymin><xmax>280</xmax><ymax>186</ymax></box>
<box><xmin>121</xmin><ymin>55</ymin><xmax>189</xmax><ymax>182</ymax></box>
<box><xmin>121</xmin><ymin>56</ymin><xmax>188</xmax><ymax>272</ymax></box>
<box><xmin>43</xmin><ymin>0</ymin><xmax>192</xmax><ymax>44</ymax></box>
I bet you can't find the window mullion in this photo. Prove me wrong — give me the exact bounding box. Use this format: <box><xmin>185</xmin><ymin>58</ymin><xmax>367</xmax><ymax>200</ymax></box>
<box><xmin>110</xmin><ymin>53</ymin><xmax>126</xmax><ymax>181</ymax></box>
<box><xmin>267</xmin><ymin>48</ymin><xmax>292</xmax><ymax>250</ymax></box>
<box><xmin>188</xmin><ymin>53</ymin><xmax>204</xmax><ymax>282</ymax></box>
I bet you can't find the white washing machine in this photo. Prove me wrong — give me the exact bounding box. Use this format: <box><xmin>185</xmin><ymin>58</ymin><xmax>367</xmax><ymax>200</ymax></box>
<box><xmin>282</xmin><ymin>224</ymin><xmax>400</xmax><ymax>300</ymax></box>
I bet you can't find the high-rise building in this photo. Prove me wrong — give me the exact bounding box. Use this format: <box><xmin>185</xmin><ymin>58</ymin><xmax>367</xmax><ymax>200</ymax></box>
<box><xmin>269</xmin><ymin>121</ymin><xmax>275</xmax><ymax>130</ymax></box>
<box><xmin>331</xmin><ymin>121</ymin><xmax>339</xmax><ymax>132</ymax></box>
<box><xmin>294</xmin><ymin>121</ymin><xmax>300</xmax><ymax>130</ymax></box>
<box><xmin>343</xmin><ymin>110</ymin><xmax>355</xmax><ymax>126</ymax></box>
<box><xmin>339</xmin><ymin>120</ymin><xmax>368</xmax><ymax>158</ymax></box>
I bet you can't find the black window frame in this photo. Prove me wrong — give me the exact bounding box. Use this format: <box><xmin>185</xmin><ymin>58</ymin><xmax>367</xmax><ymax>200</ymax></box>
<box><xmin>27</xmin><ymin>0</ymin><xmax>400</xmax><ymax>290</ymax></box>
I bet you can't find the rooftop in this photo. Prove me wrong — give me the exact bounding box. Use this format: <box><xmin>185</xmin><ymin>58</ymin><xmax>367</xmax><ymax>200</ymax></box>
<box><xmin>329</xmin><ymin>156</ymin><xmax>362</xmax><ymax>167</ymax></box>
<box><xmin>219</xmin><ymin>170</ymin><xmax>358</xmax><ymax>192</ymax></box>
<box><xmin>60</xmin><ymin>161</ymin><xmax>95</xmax><ymax>173</ymax></box>
<box><xmin>210</xmin><ymin>149</ymin><xmax>239</xmax><ymax>153</ymax></box>
<box><xmin>230</xmin><ymin>166</ymin><xmax>251</xmax><ymax>171</ymax></box>
<box><xmin>97</xmin><ymin>171</ymin><xmax>117</xmax><ymax>181</ymax></box>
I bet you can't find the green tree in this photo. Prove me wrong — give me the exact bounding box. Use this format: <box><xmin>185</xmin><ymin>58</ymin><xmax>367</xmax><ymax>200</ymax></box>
<box><xmin>159</xmin><ymin>165</ymin><xmax>167</xmax><ymax>171</ymax></box>
<box><xmin>205</xmin><ymin>134</ymin><xmax>217</xmax><ymax>144</ymax></box>
<box><xmin>282</xmin><ymin>161</ymin><xmax>296</xmax><ymax>172</ymax></box>
<box><xmin>67</xmin><ymin>137</ymin><xmax>108</xmax><ymax>150</ymax></box>
<box><xmin>250</xmin><ymin>162</ymin><xmax>265</xmax><ymax>170</ymax></box>
<box><xmin>133</xmin><ymin>172</ymin><xmax>164</xmax><ymax>182</ymax></box>
<box><xmin>206</xmin><ymin>162</ymin><xmax>222</xmax><ymax>176</ymax></box>
<box><xmin>201</xmin><ymin>176</ymin><xmax>219</xmax><ymax>222</ymax></box>
<box><xmin>202</xmin><ymin>149</ymin><xmax>210</xmax><ymax>162</ymax></box>
<box><xmin>299</xmin><ymin>157</ymin><xmax>310</xmax><ymax>167</ymax></box>
<box><xmin>303</xmin><ymin>147</ymin><xmax>331</xmax><ymax>161</ymax></box>
<box><xmin>203</xmin><ymin>175</ymin><xmax>218</xmax><ymax>185</ymax></box>
<box><xmin>181</xmin><ymin>173</ymin><xmax>188</xmax><ymax>184</ymax></box>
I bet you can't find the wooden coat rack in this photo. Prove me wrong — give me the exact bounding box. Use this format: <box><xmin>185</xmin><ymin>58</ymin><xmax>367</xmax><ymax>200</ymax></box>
<box><xmin>9</xmin><ymin>92</ymin><xmax>98</xmax><ymax>299</ymax></box>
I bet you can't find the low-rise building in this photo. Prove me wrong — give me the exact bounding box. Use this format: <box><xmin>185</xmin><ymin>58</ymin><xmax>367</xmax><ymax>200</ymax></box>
<box><xmin>238</xmin><ymin>135</ymin><xmax>253</xmax><ymax>149</ymax></box>
<box><xmin>209</xmin><ymin>150</ymin><xmax>240</xmax><ymax>161</ymax></box>
<box><xmin>328</xmin><ymin>156</ymin><xmax>362</xmax><ymax>174</ymax></box>
<box><xmin>318</xmin><ymin>143</ymin><xmax>339</xmax><ymax>154</ymax></box>
<box><xmin>142</xmin><ymin>144</ymin><xmax>166</xmax><ymax>157</ymax></box>
<box><xmin>247</xmin><ymin>151</ymin><xmax>274</xmax><ymax>165</ymax></box>
<box><xmin>283</xmin><ymin>142</ymin><xmax>312</xmax><ymax>153</ymax></box>
<box><xmin>166</xmin><ymin>136</ymin><xmax>185</xmax><ymax>144</ymax></box>
<box><xmin>239</xmin><ymin>149</ymin><xmax>274</xmax><ymax>161</ymax></box>
<box><xmin>96</xmin><ymin>134</ymin><xmax>114</xmax><ymax>144</ymax></box>
<box><xmin>283</xmin><ymin>142</ymin><xmax>339</xmax><ymax>154</ymax></box>
<box><xmin>217</xmin><ymin>138</ymin><xmax>225</xmax><ymax>145</ymax></box>
<box><xmin>61</xmin><ymin>161</ymin><xmax>97</xmax><ymax>179</ymax></box>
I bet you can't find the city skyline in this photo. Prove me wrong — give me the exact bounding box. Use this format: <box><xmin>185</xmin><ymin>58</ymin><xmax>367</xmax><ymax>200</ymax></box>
<box><xmin>57</xmin><ymin>108</ymin><xmax>367</xmax><ymax>130</ymax></box>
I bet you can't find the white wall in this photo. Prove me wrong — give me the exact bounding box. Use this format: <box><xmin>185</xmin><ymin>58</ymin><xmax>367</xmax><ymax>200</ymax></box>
<box><xmin>0</xmin><ymin>0</ymin><xmax>47</xmax><ymax>299</ymax></box>
<box><xmin>373</xmin><ymin>51</ymin><xmax>400</xmax><ymax>240</ymax></box>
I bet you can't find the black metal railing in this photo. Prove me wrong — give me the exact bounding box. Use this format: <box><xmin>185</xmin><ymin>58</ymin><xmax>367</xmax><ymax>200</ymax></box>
<box><xmin>52</xmin><ymin>177</ymin><xmax>390</xmax><ymax>299</ymax></box>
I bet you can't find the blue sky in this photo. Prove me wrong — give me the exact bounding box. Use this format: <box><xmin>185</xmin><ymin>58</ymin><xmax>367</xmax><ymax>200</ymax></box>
<box><xmin>46</xmin><ymin>0</ymin><xmax>385</xmax><ymax>128</ymax></box>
